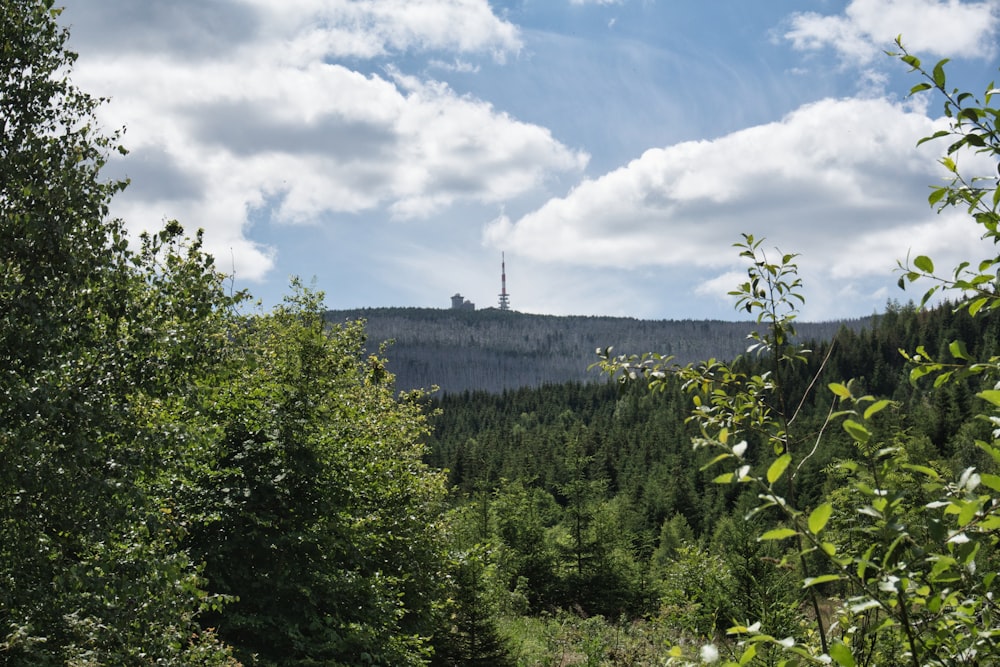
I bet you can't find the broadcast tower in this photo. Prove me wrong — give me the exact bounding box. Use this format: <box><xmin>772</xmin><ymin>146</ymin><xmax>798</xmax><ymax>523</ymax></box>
<box><xmin>498</xmin><ymin>252</ymin><xmax>510</xmax><ymax>311</ymax></box>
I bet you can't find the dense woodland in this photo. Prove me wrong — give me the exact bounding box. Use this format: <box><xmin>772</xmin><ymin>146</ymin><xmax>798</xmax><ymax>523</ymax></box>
<box><xmin>325</xmin><ymin>307</ymin><xmax>865</xmax><ymax>393</ymax></box>
<box><xmin>6</xmin><ymin>2</ymin><xmax>1000</xmax><ymax>666</ymax></box>
<box><xmin>425</xmin><ymin>299</ymin><xmax>999</xmax><ymax>616</ymax></box>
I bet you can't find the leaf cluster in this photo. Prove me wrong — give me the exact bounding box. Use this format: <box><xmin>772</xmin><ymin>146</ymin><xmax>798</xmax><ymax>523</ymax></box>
<box><xmin>0</xmin><ymin>5</ymin><xmax>457</xmax><ymax>665</ymax></box>
<box><xmin>619</xmin><ymin>47</ymin><xmax>1000</xmax><ymax>667</ymax></box>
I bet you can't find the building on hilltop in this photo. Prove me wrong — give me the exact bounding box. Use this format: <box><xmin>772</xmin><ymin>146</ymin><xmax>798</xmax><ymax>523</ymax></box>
<box><xmin>451</xmin><ymin>293</ymin><xmax>475</xmax><ymax>311</ymax></box>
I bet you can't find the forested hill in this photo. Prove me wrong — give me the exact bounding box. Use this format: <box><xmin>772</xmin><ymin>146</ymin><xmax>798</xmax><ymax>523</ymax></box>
<box><xmin>324</xmin><ymin>307</ymin><xmax>871</xmax><ymax>393</ymax></box>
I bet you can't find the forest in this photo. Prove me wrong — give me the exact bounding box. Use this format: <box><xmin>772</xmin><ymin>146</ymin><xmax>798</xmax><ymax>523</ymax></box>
<box><xmin>325</xmin><ymin>307</ymin><xmax>867</xmax><ymax>394</ymax></box>
<box><xmin>4</xmin><ymin>1</ymin><xmax>1000</xmax><ymax>666</ymax></box>
<box><xmin>423</xmin><ymin>297</ymin><xmax>1000</xmax><ymax>662</ymax></box>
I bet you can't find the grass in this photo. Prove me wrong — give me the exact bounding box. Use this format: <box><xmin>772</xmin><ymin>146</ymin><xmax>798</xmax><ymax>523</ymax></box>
<box><xmin>499</xmin><ymin>612</ymin><xmax>684</xmax><ymax>666</ymax></box>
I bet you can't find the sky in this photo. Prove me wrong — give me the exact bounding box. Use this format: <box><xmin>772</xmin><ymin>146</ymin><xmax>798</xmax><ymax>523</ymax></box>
<box><xmin>60</xmin><ymin>0</ymin><xmax>1000</xmax><ymax>321</ymax></box>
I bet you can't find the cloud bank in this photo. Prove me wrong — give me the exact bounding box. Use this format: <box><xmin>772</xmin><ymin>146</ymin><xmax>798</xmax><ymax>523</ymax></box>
<box><xmin>785</xmin><ymin>0</ymin><xmax>999</xmax><ymax>64</ymax></box>
<box><xmin>486</xmin><ymin>94</ymin><xmax>993</xmax><ymax>316</ymax></box>
<box><xmin>59</xmin><ymin>0</ymin><xmax>1000</xmax><ymax>319</ymax></box>
<box><xmin>65</xmin><ymin>0</ymin><xmax>583</xmax><ymax>281</ymax></box>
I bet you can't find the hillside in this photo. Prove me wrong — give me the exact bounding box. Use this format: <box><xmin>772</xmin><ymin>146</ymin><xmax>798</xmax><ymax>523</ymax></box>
<box><xmin>324</xmin><ymin>307</ymin><xmax>871</xmax><ymax>393</ymax></box>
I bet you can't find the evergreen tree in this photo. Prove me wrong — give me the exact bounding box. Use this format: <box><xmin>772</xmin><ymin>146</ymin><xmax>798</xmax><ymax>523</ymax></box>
<box><xmin>186</xmin><ymin>286</ymin><xmax>451</xmax><ymax>666</ymax></box>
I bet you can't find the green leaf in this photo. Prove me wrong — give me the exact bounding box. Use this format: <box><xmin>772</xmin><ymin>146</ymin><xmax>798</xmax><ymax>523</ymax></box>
<box><xmin>858</xmin><ymin>544</ymin><xmax>877</xmax><ymax>581</ymax></box>
<box><xmin>828</xmin><ymin>382</ymin><xmax>851</xmax><ymax>399</ymax></box>
<box><xmin>960</xmin><ymin>107</ymin><xmax>980</xmax><ymax>123</ymax></box>
<box><xmin>909</xmin><ymin>364</ymin><xmax>935</xmax><ymax>385</ymax></box>
<box><xmin>978</xmin><ymin>390</ymin><xmax>1000</xmax><ymax>407</ymax></box>
<box><xmin>932</xmin><ymin>59</ymin><xmax>949</xmax><ymax>88</ymax></box>
<box><xmin>909</xmin><ymin>81</ymin><xmax>932</xmax><ymax>95</ymax></box>
<box><xmin>958</xmin><ymin>499</ymin><xmax>980</xmax><ymax>527</ymax></box>
<box><xmin>803</xmin><ymin>573</ymin><xmax>841</xmax><ymax>588</ymax></box>
<box><xmin>980</xmin><ymin>473</ymin><xmax>1000</xmax><ymax>492</ymax></box>
<box><xmin>949</xmin><ymin>340</ymin><xmax>971</xmax><ymax>360</ymax></box>
<box><xmin>978</xmin><ymin>441</ymin><xmax>1000</xmax><ymax>467</ymax></box>
<box><xmin>767</xmin><ymin>454</ymin><xmax>792</xmax><ymax>485</ymax></box>
<box><xmin>901</xmin><ymin>464</ymin><xmax>940</xmax><ymax>480</ymax></box>
<box><xmin>917</xmin><ymin>129</ymin><xmax>951</xmax><ymax>147</ymax></box>
<box><xmin>969</xmin><ymin>297</ymin><xmax>990</xmax><ymax>316</ymax></box>
<box><xmin>808</xmin><ymin>503</ymin><xmax>833</xmax><ymax>535</ymax></box>
<box><xmin>829</xmin><ymin>640</ymin><xmax>857</xmax><ymax>667</ymax></box>
<box><xmin>933</xmin><ymin>370</ymin><xmax>954</xmax><ymax>388</ymax></box>
<box><xmin>842</xmin><ymin>419</ymin><xmax>871</xmax><ymax>444</ymax></box>
<box><xmin>863</xmin><ymin>399</ymin><xmax>892</xmax><ymax>420</ymax></box>
<box><xmin>928</xmin><ymin>186</ymin><xmax>947</xmax><ymax>206</ymax></box>
<box><xmin>701</xmin><ymin>452</ymin><xmax>732</xmax><ymax>470</ymax></box>
<box><xmin>759</xmin><ymin>527</ymin><xmax>798</xmax><ymax>541</ymax></box>
<box><xmin>913</xmin><ymin>255</ymin><xmax>934</xmax><ymax>273</ymax></box>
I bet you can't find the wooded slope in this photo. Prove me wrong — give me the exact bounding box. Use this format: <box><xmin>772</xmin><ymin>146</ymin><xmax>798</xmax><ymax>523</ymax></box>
<box><xmin>325</xmin><ymin>307</ymin><xmax>871</xmax><ymax>393</ymax></box>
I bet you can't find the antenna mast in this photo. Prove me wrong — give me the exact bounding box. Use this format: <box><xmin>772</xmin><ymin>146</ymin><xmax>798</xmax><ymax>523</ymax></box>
<box><xmin>498</xmin><ymin>252</ymin><xmax>510</xmax><ymax>311</ymax></box>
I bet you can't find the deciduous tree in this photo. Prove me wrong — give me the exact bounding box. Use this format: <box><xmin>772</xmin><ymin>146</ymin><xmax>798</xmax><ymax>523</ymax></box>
<box><xmin>1</xmin><ymin>2</ymin><xmax>235</xmax><ymax>662</ymax></box>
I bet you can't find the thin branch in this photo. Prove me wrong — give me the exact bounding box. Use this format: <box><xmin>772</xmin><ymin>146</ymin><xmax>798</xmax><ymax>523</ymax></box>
<box><xmin>789</xmin><ymin>337</ymin><xmax>837</xmax><ymax>428</ymax></box>
<box><xmin>794</xmin><ymin>394</ymin><xmax>837</xmax><ymax>481</ymax></box>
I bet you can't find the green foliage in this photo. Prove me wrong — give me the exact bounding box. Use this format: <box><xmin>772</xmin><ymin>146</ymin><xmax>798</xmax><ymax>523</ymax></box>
<box><xmin>499</xmin><ymin>612</ymin><xmax>678</xmax><ymax>666</ymax></box>
<box><xmin>893</xmin><ymin>38</ymin><xmax>1000</xmax><ymax>318</ymax></box>
<box><xmin>657</xmin><ymin>544</ymin><xmax>736</xmax><ymax>638</ymax></box>
<box><xmin>332</xmin><ymin>306</ymin><xmax>860</xmax><ymax>394</ymax></box>
<box><xmin>709</xmin><ymin>510</ymin><xmax>801</xmax><ymax>641</ymax></box>
<box><xmin>19</xmin><ymin>3</ymin><xmax>1000</xmax><ymax>662</ymax></box>
<box><xmin>594</xmin><ymin>46</ymin><xmax>1000</xmax><ymax>667</ymax></box>
<box><xmin>2</xmin><ymin>5</ymin><xmax>458</xmax><ymax>664</ymax></box>
<box><xmin>433</xmin><ymin>544</ymin><xmax>514</xmax><ymax>666</ymax></box>
<box><xmin>651</xmin><ymin>513</ymin><xmax>695</xmax><ymax>569</ymax></box>
<box><xmin>182</xmin><ymin>284</ymin><xmax>450</xmax><ymax>666</ymax></box>
<box><xmin>0</xmin><ymin>2</ymin><xmax>234</xmax><ymax>662</ymax></box>
<box><xmin>426</xmin><ymin>293</ymin><xmax>1000</xmax><ymax>655</ymax></box>
<box><xmin>491</xmin><ymin>480</ymin><xmax>564</xmax><ymax>611</ymax></box>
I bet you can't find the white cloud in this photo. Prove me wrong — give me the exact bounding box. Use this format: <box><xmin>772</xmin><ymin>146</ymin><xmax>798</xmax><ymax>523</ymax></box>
<box><xmin>428</xmin><ymin>58</ymin><xmax>481</xmax><ymax>73</ymax></box>
<box><xmin>785</xmin><ymin>0</ymin><xmax>999</xmax><ymax>64</ymax></box>
<box><xmin>386</xmin><ymin>70</ymin><xmax>589</xmax><ymax>219</ymax></box>
<box><xmin>695</xmin><ymin>270</ymin><xmax>746</xmax><ymax>302</ymax></box>
<box><xmin>485</xmin><ymin>95</ymin><xmax>996</xmax><ymax>318</ymax></box>
<box><xmin>238</xmin><ymin>0</ymin><xmax>523</xmax><ymax>60</ymax></box>
<box><xmin>65</xmin><ymin>0</ymin><xmax>582</xmax><ymax>283</ymax></box>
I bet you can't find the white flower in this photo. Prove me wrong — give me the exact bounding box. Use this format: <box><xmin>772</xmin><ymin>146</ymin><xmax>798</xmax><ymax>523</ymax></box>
<box><xmin>700</xmin><ymin>643</ymin><xmax>720</xmax><ymax>663</ymax></box>
<box><xmin>732</xmin><ymin>441</ymin><xmax>748</xmax><ymax>459</ymax></box>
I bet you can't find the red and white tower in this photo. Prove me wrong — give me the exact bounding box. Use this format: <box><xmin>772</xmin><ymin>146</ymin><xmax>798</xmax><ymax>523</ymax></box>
<box><xmin>498</xmin><ymin>252</ymin><xmax>510</xmax><ymax>311</ymax></box>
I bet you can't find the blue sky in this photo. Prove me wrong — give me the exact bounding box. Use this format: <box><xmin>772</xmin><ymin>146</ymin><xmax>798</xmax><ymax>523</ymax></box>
<box><xmin>62</xmin><ymin>0</ymin><xmax>1000</xmax><ymax>321</ymax></box>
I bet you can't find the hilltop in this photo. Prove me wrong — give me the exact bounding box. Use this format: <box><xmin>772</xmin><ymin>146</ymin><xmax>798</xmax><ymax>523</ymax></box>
<box><xmin>324</xmin><ymin>307</ymin><xmax>871</xmax><ymax>393</ymax></box>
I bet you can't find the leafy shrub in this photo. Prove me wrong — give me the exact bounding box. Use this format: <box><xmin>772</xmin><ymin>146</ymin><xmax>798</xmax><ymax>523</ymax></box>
<box><xmin>595</xmin><ymin>44</ymin><xmax>1000</xmax><ymax>666</ymax></box>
